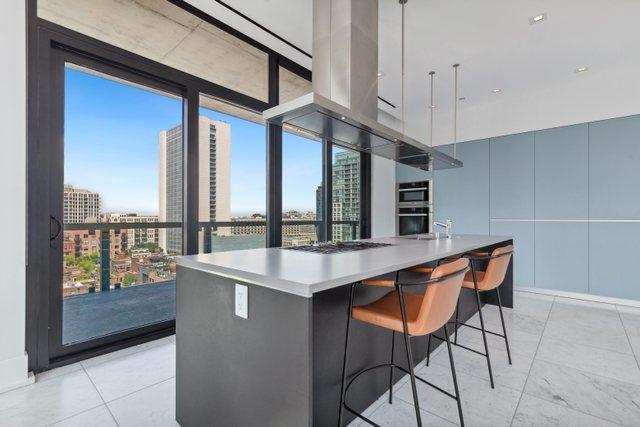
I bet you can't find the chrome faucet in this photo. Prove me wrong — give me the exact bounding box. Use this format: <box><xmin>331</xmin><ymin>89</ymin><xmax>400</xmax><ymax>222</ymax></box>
<box><xmin>433</xmin><ymin>219</ymin><xmax>453</xmax><ymax>239</ymax></box>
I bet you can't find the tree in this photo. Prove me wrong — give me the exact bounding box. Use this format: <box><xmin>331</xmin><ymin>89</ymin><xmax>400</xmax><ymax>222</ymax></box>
<box><xmin>74</xmin><ymin>254</ymin><xmax>99</xmax><ymax>276</ymax></box>
<box><xmin>123</xmin><ymin>273</ymin><xmax>137</xmax><ymax>286</ymax></box>
<box><xmin>132</xmin><ymin>242</ymin><xmax>159</xmax><ymax>253</ymax></box>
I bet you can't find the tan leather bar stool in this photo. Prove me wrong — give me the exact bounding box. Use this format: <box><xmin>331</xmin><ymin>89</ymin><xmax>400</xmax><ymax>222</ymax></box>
<box><xmin>338</xmin><ymin>258</ymin><xmax>470</xmax><ymax>427</ymax></box>
<box><xmin>414</xmin><ymin>245</ymin><xmax>514</xmax><ymax>389</ymax></box>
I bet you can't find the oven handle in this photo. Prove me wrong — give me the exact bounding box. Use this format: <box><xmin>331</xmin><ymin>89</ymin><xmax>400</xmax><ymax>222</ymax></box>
<box><xmin>398</xmin><ymin>187</ymin><xmax>428</xmax><ymax>192</ymax></box>
<box><xmin>398</xmin><ymin>213</ymin><xmax>430</xmax><ymax>217</ymax></box>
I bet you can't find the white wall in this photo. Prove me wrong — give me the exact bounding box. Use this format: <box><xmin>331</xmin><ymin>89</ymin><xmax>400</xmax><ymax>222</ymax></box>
<box><xmin>0</xmin><ymin>1</ymin><xmax>30</xmax><ymax>392</ymax></box>
<box><xmin>370</xmin><ymin>110</ymin><xmax>402</xmax><ymax>237</ymax></box>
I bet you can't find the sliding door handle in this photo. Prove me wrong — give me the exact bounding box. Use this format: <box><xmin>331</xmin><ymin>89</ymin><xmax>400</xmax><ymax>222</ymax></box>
<box><xmin>50</xmin><ymin>216</ymin><xmax>62</xmax><ymax>242</ymax></box>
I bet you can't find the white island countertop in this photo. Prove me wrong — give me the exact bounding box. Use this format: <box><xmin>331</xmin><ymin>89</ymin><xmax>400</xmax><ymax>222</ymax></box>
<box><xmin>174</xmin><ymin>234</ymin><xmax>512</xmax><ymax>298</ymax></box>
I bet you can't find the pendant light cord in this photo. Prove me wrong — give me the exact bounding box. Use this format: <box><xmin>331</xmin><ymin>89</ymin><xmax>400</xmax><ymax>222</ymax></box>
<box><xmin>400</xmin><ymin>0</ymin><xmax>406</xmax><ymax>135</ymax></box>
<box><xmin>429</xmin><ymin>71</ymin><xmax>435</xmax><ymax>147</ymax></box>
<box><xmin>453</xmin><ymin>63</ymin><xmax>459</xmax><ymax>158</ymax></box>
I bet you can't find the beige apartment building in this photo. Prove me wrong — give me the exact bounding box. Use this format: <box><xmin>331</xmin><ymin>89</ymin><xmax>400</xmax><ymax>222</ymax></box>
<box><xmin>158</xmin><ymin>116</ymin><xmax>231</xmax><ymax>254</ymax></box>
<box><xmin>63</xmin><ymin>184</ymin><xmax>101</xmax><ymax>223</ymax></box>
<box><xmin>100</xmin><ymin>213</ymin><xmax>159</xmax><ymax>248</ymax></box>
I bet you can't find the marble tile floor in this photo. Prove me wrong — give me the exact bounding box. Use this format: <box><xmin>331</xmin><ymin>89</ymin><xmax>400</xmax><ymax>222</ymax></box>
<box><xmin>2</xmin><ymin>291</ymin><xmax>640</xmax><ymax>426</ymax></box>
<box><xmin>348</xmin><ymin>291</ymin><xmax>640</xmax><ymax>427</ymax></box>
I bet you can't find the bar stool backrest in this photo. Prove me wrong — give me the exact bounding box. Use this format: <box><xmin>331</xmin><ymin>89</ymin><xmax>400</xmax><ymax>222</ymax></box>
<box><xmin>478</xmin><ymin>245</ymin><xmax>513</xmax><ymax>291</ymax></box>
<box><xmin>414</xmin><ymin>258</ymin><xmax>469</xmax><ymax>336</ymax></box>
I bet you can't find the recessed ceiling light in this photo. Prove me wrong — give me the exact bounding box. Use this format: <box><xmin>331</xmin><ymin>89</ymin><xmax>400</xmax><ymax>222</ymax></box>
<box><xmin>492</xmin><ymin>88</ymin><xmax>501</xmax><ymax>93</ymax></box>
<box><xmin>430</xmin><ymin>105</ymin><xmax>436</xmax><ymax>109</ymax></box>
<box><xmin>377</xmin><ymin>72</ymin><xmax>384</xmax><ymax>77</ymax></box>
<box><xmin>340</xmin><ymin>116</ymin><xmax>346</xmax><ymax>120</ymax></box>
<box><xmin>529</xmin><ymin>13</ymin><xmax>547</xmax><ymax>24</ymax></box>
<box><xmin>575</xmin><ymin>66</ymin><xmax>589</xmax><ymax>73</ymax></box>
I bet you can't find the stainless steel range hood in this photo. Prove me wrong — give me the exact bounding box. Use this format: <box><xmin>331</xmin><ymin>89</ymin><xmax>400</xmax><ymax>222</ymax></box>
<box><xmin>263</xmin><ymin>0</ymin><xmax>462</xmax><ymax>171</ymax></box>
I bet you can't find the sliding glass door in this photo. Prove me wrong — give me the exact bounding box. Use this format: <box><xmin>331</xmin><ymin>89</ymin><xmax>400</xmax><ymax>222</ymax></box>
<box><xmin>49</xmin><ymin>51</ymin><xmax>185</xmax><ymax>357</ymax></box>
<box><xmin>197</xmin><ymin>95</ymin><xmax>267</xmax><ymax>253</ymax></box>
<box><xmin>34</xmin><ymin>22</ymin><xmax>369</xmax><ymax>370</ymax></box>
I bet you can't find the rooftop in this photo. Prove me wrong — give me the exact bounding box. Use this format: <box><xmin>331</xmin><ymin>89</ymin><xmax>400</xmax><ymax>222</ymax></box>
<box><xmin>63</xmin><ymin>280</ymin><xmax>175</xmax><ymax>344</ymax></box>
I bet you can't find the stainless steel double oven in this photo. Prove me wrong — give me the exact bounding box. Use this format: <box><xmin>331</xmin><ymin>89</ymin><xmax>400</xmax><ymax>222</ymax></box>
<box><xmin>396</xmin><ymin>180</ymin><xmax>432</xmax><ymax>236</ymax></box>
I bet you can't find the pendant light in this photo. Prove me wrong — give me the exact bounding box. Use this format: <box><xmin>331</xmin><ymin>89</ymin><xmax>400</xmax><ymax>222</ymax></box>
<box><xmin>452</xmin><ymin>63</ymin><xmax>460</xmax><ymax>158</ymax></box>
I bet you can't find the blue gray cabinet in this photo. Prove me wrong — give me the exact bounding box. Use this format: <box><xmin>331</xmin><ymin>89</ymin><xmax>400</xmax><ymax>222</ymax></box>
<box><xmin>535</xmin><ymin>124</ymin><xmax>589</xmax><ymax>219</ymax></box>
<box><xmin>589</xmin><ymin>222</ymin><xmax>640</xmax><ymax>300</ymax></box>
<box><xmin>535</xmin><ymin>221</ymin><xmax>588</xmax><ymax>293</ymax></box>
<box><xmin>397</xmin><ymin>114</ymin><xmax>640</xmax><ymax>301</ymax></box>
<box><xmin>434</xmin><ymin>141</ymin><xmax>490</xmax><ymax>234</ymax></box>
<box><xmin>589</xmin><ymin>115</ymin><xmax>640</xmax><ymax>220</ymax></box>
<box><xmin>490</xmin><ymin>220</ymin><xmax>534</xmax><ymax>287</ymax></box>
<box><xmin>490</xmin><ymin>133</ymin><xmax>535</xmax><ymax>219</ymax></box>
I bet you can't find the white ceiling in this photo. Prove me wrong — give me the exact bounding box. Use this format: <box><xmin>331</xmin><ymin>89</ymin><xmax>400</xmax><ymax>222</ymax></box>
<box><xmin>186</xmin><ymin>0</ymin><xmax>640</xmax><ymax>145</ymax></box>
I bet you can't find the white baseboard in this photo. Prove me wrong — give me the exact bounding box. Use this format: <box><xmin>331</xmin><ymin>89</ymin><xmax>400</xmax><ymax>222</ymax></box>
<box><xmin>0</xmin><ymin>353</ymin><xmax>34</xmax><ymax>394</ymax></box>
<box><xmin>515</xmin><ymin>286</ymin><xmax>640</xmax><ymax>308</ymax></box>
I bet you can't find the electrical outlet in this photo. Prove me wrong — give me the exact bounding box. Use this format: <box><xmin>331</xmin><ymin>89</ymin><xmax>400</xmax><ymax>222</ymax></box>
<box><xmin>235</xmin><ymin>284</ymin><xmax>248</xmax><ymax>319</ymax></box>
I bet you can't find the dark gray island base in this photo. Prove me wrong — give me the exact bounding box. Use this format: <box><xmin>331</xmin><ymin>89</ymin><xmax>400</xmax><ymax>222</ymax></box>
<box><xmin>175</xmin><ymin>236</ymin><xmax>513</xmax><ymax>427</ymax></box>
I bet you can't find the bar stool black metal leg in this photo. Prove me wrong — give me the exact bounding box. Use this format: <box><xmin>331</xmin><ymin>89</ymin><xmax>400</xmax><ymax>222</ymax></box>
<box><xmin>388</xmin><ymin>330</ymin><xmax>395</xmax><ymax>403</ymax></box>
<box><xmin>397</xmin><ymin>285</ymin><xmax>422</xmax><ymax>427</ymax></box>
<box><xmin>454</xmin><ymin>297</ymin><xmax>461</xmax><ymax>344</ymax></box>
<box><xmin>471</xmin><ymin>263</ymin><xmax>494</xmax><ymax>389</ymax></box>
<box><xmin>338</xmin><ymin>283</ymin><xmax>357</xmax><ymax>426</ymax></box>
<box><xmin>496</xmin><ymin>288</ymin><xmax>512</xmax><ymax>365</ymax></box>
<box><xmin>426</xmin><ymin>333</ymin><xmax>432</xmax><ymax>367</ymax></box>
<box><xmin>444</xmin><ymin>324</ymin><xmax>465</xmax><ymax>427</ymax></box>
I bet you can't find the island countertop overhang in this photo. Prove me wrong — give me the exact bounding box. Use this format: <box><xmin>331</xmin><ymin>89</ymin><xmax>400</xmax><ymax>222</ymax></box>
<box><xmin>174</xmin><ymin>234</ymin><xmax>513</xmax><ymax>298</ymax></box>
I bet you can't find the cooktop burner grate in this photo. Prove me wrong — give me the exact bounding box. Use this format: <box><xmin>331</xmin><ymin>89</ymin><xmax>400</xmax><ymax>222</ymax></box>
<box><xmin>282</xmin><ymin>241</ymin><xmax>394</xmax><ymax>254</ymax></box>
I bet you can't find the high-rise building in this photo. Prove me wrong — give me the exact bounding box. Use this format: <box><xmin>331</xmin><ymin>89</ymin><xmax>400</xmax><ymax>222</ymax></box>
<box><xmin>315</xmin><ymin>182</ymin><xmax>323</xmax><ymax>222</ymax></box>
<box><xmin>158</xmin><ymin>117</ymin><xmax>231</xmax><ymax>254</ymax></box>
<box><xmin>63</xmin><ymin>184</ymin><xmax>101</xmax><ymax>223</ymax></box>
<box><xmin>331</xmin><ymin>151</ymin><xmax>360</xmax><ymax>241</ymax></box>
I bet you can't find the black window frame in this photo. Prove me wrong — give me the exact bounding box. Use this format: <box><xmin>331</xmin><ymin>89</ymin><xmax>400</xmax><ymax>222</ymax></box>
<box><xmin>26</xmin><ymin>0</ymin><xmax>371</xmax><ymax>373</ymax></box>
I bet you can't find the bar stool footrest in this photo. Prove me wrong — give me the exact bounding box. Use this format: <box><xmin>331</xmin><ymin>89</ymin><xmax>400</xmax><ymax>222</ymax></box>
<box><xmin>449</xmin><ymin>320</ymin><xmax>507</xmax><ymax>339</ymax></box>
<box><xmin>342</xmin><ymin>403</ymin><xmax>382</xmax><ymax>427</ymax></box>
<box><xmin>431</xmin><ymin>333</ymin><xmax>488</xmax><ymax>358</ymax></box>
<box><xmin>342</xmin><ymin>361</ymin><xmax>459</xmax><ymax>426</ymax></box>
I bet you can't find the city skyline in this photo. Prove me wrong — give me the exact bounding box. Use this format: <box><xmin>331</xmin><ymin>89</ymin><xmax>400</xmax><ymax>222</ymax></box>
<box><xmin>64</xmin><ymin>66</ymin><xmax>327</xmax><ymax>216</ymax></box>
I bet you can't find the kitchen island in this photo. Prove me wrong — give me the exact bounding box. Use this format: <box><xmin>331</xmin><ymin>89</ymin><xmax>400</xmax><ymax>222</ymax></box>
<box><xmin>174</xmin><ymin>235</ymin><xmax>513</xmax><ymax>427</ymax></box>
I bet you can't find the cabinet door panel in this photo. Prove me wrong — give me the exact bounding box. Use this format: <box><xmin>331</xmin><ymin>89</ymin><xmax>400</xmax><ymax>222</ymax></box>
<box><xmin>589</xmin><ymin>222</ymin><xmax>640</xmax><ymax>300</ymax></box>
<box><xmin>490</xmin><ymin>220</ymin><xmax>534</xmax><ymax>287</ymax></box>
<box><xmin>535</xmin><ymin>124</ymin><xmax>588</xmax><ymax>219</ymax></box>
<box><xmin>535</xmin><ymin>222</ymin><xmax>588</xmax><ymax>293</ymax></box>
<box><xmin>589</xmin><ymin>116</ymin><xmax>640</xmax><ymax>219</ymax></box>
<box><xmin>490</xmin><ymin>133</ymin><xmax>534</xmax><ymax>219</ymax></box>
<box><xmin>434</xmin><ymin>141</ymin><xmax>489</xmax><ymax>234</ymax></box>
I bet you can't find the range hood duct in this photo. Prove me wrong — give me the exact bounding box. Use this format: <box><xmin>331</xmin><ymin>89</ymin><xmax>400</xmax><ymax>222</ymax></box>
<box><xmin>263</xmin><ymin>0</ymin><xmax>462</xmax><ymax>171</ymax></box>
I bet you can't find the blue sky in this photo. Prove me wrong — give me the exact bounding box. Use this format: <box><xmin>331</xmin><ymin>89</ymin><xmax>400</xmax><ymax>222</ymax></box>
<box><xmin>64</xmin><ymin>67</ymin><xmax>323</xmax><ymax>216</ymax></box>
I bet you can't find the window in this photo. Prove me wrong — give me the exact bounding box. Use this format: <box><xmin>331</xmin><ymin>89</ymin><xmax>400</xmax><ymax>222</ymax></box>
<box><xmin>332</xmin><ymin>146</ymin><xmax>361</xmax><ymax>241</ymax></box>
<box><xmin>62</xmin><ymin>64</ymin><xmax>182</xmax><ymax>344</ymax></box>
<box><xmin>39</xmin><ymin>0</ymin><xmax>269</xmax><ymax>101</ymax></box>
<box><xmin>198</xmin><ymin>95</ymin><xmax>267</xmax><ymax>252</ymax></box>
<box><xmin>282</xmin><ymin>129</ymin><xmax>323</xmax><ymax>246</ymax></box>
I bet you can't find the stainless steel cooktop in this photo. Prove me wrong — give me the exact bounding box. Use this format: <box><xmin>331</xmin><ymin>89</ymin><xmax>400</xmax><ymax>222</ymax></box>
<box><xmin>282</xmin><ymin>241</ymin><xmax>394</xmax><ymax>254</ymax></box>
